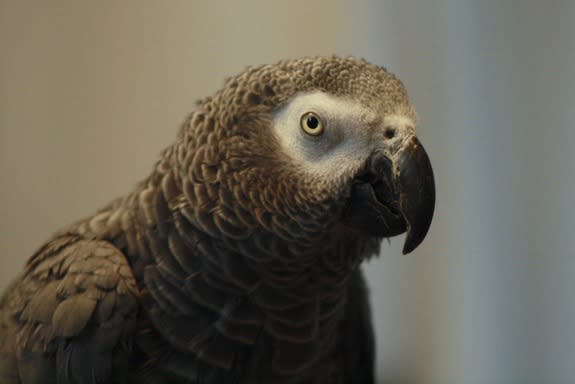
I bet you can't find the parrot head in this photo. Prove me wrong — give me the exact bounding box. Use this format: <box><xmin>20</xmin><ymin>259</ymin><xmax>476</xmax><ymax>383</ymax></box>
<box><xmin>183</xmin><ymin>56</ymin><xmax>435</xmax><ymax>258</ymax></box>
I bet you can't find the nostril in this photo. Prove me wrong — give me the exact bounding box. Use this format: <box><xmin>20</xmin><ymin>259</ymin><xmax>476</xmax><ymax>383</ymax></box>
<box><xmin>384</xmin><ymin>127</ymin><xmax>396</xmax><ymax>139</ymax></box>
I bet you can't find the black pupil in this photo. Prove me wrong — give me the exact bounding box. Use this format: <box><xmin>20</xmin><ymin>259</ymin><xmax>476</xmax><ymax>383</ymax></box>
<box><xmin>306</xmin><ymin>115</ymin><xmax>319</xmax><ymax>129</ymax></box>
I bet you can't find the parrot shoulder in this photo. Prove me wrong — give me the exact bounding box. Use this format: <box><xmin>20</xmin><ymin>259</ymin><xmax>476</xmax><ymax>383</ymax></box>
<box><xmin>0</xmin><ymin>234</ymin><xmax>139</xmax><ymax>384</ymax></box>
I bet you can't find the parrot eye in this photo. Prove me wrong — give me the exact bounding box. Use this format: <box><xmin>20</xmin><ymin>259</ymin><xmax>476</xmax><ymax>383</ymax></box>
<box><xmin>300</xmin><ymin>112</ymin><xmax>324</xmax><ymax>136</ymax></box>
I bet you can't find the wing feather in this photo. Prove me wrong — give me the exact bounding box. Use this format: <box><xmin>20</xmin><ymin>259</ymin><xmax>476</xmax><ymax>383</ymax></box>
<box><xmin>0</xmin><ymin>235</ymin><xmax>139</xmax><ymax>384</ymax></box>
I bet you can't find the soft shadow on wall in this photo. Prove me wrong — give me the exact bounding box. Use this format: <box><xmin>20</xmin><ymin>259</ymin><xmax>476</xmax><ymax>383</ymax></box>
<box><xmin>351</xmin><ymin>2</ymin><xmax>575</xmax><ymax>384</ymax></box>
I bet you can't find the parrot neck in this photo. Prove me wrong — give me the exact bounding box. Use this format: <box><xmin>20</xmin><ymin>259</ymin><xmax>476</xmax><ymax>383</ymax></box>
<box><xmin>69</xmin><ymin>158</ymin><xmax>380</xmax><ymax>379</ymax></box>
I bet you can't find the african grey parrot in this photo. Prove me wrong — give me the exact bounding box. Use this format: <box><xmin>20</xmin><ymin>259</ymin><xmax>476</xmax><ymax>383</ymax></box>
<box><xmin>0</xmin><ymin>56</ymin><xmax>435</xmax><ymax>383</ymax></box>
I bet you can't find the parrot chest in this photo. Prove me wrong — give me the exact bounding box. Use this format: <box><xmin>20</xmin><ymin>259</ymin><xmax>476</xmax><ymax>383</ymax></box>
<box><xmin>132</xmin><ymin>287</ymin><xmax>350</xmax><ymax>384</ymax></box>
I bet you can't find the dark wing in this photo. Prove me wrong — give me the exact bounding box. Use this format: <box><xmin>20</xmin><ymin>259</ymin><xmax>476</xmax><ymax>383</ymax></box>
<box><xmin>0</xmin><ymin>235</ymin><xmax>139</xmax><ymax>384</ymax></box>
<box><xmin>340</xmin><ymin>268</ymin><xmax>375</xmax><ymax>384</ymax></box>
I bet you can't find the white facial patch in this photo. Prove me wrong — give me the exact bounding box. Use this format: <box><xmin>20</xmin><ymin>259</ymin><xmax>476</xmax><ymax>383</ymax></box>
<box><xmin>271</xmin><ymin>91</ymin><xmax>380</xmax><ymax>181</ymax></box>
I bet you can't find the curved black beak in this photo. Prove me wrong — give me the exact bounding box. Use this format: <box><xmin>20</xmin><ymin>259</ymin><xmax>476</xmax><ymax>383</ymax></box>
<box><xmin>344</xmin><ymin>135</ymin><xmax>435</xmax><ymax>254</ymax></box>
<box><xmin>396</xmin><ymin>136</ymin><xmax>435</xmax><ymax>254</ymax></box>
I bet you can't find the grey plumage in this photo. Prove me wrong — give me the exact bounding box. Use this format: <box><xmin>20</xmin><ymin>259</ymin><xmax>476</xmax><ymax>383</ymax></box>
<box><xmin>0</xmin><ymin>56</ymin><xmax>435</xmax><ymax>383</ymax></box>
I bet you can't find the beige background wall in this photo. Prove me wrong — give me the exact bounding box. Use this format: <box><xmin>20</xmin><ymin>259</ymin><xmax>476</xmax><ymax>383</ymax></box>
<box><xmin>0</xmin><ymin>0</ymin><xmax>348</xmax><ymax>273</ymax></box>
<box><xmin>2</xmin><ymin>1</ymin><xmax>574</xmax><ymax>383</ymax></box>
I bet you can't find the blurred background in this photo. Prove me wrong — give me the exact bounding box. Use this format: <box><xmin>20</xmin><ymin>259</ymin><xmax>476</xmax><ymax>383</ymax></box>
<box><xmin>1</xmin><ymin>1</ymin><xmax>574</xmax><ymax>383</ymax></box>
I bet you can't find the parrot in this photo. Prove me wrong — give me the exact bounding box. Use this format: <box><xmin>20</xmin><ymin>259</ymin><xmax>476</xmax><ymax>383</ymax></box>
<box><xmin>0</xmin><ymin>56</ymin><xmax>435</xmax><ymax>384</ymax></box>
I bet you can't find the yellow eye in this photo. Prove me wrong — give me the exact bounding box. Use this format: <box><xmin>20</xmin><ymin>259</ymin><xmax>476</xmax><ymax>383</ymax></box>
<box><xmin>300</xmin><ymin>112</ymin><xmax>324</xmax><ymax>136</ymax></box>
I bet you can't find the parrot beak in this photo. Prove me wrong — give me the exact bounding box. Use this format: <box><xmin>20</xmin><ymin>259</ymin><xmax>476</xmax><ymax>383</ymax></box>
<box><xmin>344</xmin><ymin>135</ymin><xmax>435</xmax><ymax>254</ymax></box>
<box><xmin>395</xmin><ymin>135</ymin><xmax>436</xmax><ymax>253</ymax></box>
